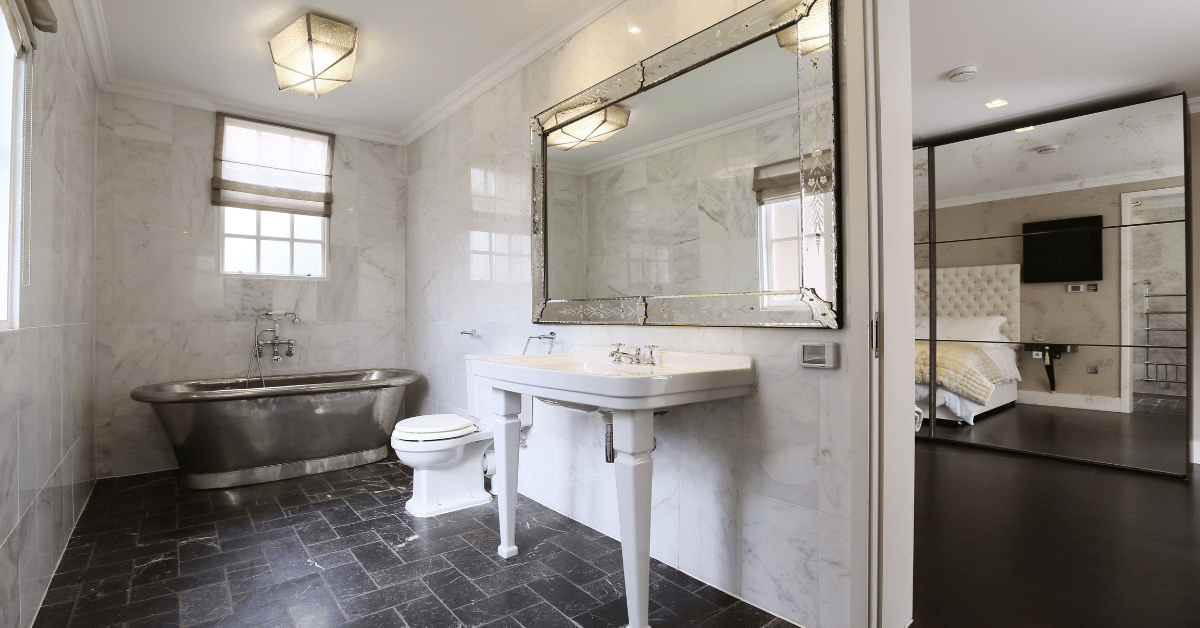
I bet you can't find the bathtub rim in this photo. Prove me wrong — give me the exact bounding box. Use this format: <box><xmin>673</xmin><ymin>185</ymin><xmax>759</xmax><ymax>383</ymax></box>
<box><xmin>130</xmin><ymin>368</ymin><xmax>421</xmax><ymax>404</ymax></box>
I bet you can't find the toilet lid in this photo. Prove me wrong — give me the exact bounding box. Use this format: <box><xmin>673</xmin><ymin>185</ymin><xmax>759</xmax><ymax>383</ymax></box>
<box><xmin>392</xmin><ymin>414</ymin><xmax>477</xmax><ymax>442</ymax></box>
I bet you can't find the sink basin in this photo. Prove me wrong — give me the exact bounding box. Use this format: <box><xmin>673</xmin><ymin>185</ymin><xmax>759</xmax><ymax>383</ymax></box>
<box><xmin>468</xmin><ymin>346</ymin><xmax>756</xmax><ymax>410</ymax></box>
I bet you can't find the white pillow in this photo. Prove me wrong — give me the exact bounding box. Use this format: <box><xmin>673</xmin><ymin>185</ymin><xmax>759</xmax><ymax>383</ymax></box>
<box><xmin>915</xmin><ymin>316</ymin><xmax>1010</xmax><ymax>343</ymax></box>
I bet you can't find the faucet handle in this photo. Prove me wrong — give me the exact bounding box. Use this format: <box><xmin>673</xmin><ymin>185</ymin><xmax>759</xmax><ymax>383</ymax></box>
<box><xmin>611</xmin><ymin>342</ymin><xmax>624</xmax><ymax>350</ymax></box>
<box><xmin>644</xmin><ymin>344</ymin><xmax>658</xmax><ymax>351</ymax></box>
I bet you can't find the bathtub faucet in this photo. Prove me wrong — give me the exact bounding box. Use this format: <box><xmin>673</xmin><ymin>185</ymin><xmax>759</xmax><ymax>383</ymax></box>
<box><xmin>256</xmin><ymin>311</ymin><xmax>301</xmax><ymax>363</ymax></box>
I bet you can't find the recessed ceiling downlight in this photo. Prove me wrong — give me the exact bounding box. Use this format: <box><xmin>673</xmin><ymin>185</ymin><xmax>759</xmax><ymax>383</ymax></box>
<box><xmin>985</xmin><ymin>99</ymin><xmax>1008</xmax><ymax>108</ymax></box>
<box><xmin>1035</xmin><ymin>144</ymin><xmax>1060</xmax><ymax>155</ymax></box>
<box><xmin>946</xmin><ymin>65</ymin><xmax>977</xmax><ymax>83</ymax></box>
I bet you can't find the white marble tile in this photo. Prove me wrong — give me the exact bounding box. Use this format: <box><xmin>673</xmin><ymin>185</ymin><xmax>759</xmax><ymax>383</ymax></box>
<box><xmin>112</xmin><ymin>227</ymin><xmax>174</xmax><ymax>322</ymax></box>
<box><xmin>0</xmin><ymin>517</ymin><xmax>17</xmax><ymax>628</ymax></box>
<box><xmin>741</xmin><ymin>492</ymin><xmax>820</xmax><ymax>626</ymax></box>
<box><xmin>649</xmin><ymin>467</ymin><xmax>681</xmax><ymax>567</ymax></box>
<box><xmin>97</xmin><ymin>413</ymin><xmax>178</xmax><ymax>478</ymax></box>
<box><xmin>358</xmin><ymin>247</ymin><xmax>400</xmax><ymax>321</ymax></box>
<box><xmin>819</xmin><ymin>513</ymin><xmax>852</xmax><ymax>628</ymax></box>
<box><xmin>111</xmin><ymin>137</ymin><xmax>174</xmax><ymax>231</ymax></box>
<box><xmin>0</xmin><ymin>330</ymin><xmax>17</xmax><ymax>542</ymax></box>
<box><xmin>678</xmin><ymin>398</ymin><xmax>743</xmax><ymax>488</ymax></box>
<box><xmin>110</xmin><ymin>323</ymin><xmax>171</xmax><ymax>417</ymax></box>
<box><xmin>113</xmin><ymin>94</ymin><xmax>173</xmax><ymax>143</ymax></box>
<box><xmin>678</xmin><ymin>475</ymin><xmax>741</xmax><ymax>593</ymax></box>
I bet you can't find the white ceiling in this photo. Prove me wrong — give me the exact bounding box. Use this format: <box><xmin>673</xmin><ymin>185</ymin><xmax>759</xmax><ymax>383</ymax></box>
<box><xmin>911</xmin><ymin>0</ymin><xmax>1200</xmax><ymax>142</ymax></box>
<box><xmin>85</xmin><ymin>0</ymin><xmax>621</xmax><ymax>144</ymax></box>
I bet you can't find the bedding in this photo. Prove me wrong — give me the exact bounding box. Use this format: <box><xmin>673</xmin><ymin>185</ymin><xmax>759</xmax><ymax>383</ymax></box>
<box><xmin>915</xmin><ymin>340</ymin><xmax>1008</xmax><ymax>405</ymax></box>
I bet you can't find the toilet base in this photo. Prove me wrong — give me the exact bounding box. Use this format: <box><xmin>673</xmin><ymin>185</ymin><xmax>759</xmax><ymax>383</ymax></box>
<box><xmin>403</xmin><ymin>439</ymin><xmax>494</xmax><ymax>518</ymax></box>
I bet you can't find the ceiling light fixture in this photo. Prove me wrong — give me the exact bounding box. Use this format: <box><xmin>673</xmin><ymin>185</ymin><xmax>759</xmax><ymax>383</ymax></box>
<box><xmin>771</xmin><ymin>0</ymin><xmax>831</xmax><ymax>56</ymax></box>
<box><xmin>628</xmin><ymin>26</ymin><xmax>641</xmax><ymax>33</ymax></box>
<box><xmin>1015</xmin><ymin>126</ymin><xmax>1036</xmax><ymax>132</ymax></box>
<box><xmin>946</xmin><ymin>65</ymin><xmax>977</xmax><ymax>83</ymax></box>
<box><xmin>546</xmin><ymin>104</ymin><xmax>631</xmax><ymax>151</ymax></box>
<box><xmin>269</xmin><ymin>13</ymin><xmax>358</xmax><ymax>99</ymax></box>
<box><xmin>985</xmin><ymin>99</ymin><xmax>1008</xmax><ymax>108</ymax></box>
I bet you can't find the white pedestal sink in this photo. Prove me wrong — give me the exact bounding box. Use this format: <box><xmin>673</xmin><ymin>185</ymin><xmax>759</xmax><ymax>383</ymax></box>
<box><xmin>470</xmin><ymin>346</ymin><xmax>756</xmax><ymax>628</ymax></box>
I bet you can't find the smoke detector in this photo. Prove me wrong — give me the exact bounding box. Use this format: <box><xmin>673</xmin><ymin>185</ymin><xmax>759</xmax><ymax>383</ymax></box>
<box><xmin>1035</xmin><ymin>144</ymin><xmax>1060</xmax><ymax>155</ymax></box>
<box><xmin>947</xmin><ymin>65</ymin><xmax>978</xmax><ymax>83</ymax></box>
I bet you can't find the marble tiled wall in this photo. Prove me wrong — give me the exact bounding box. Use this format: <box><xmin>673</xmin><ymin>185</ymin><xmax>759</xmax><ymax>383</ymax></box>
<box><xmin>0</xmin><ymin>4</ymin><xmax>100</xmax><ymax>628</ymax></box>
<box><xmin>406</xmin><ymin>1</ymin><xmax>852</xmax><ymax>626</ymax></box>
<box><xmin>93</xmin><ymin>94</ymin><xmax>406</xmax><ymax>479</ymax></box>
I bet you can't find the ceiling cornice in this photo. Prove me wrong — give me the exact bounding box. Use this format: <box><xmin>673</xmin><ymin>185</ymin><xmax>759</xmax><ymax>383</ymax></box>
<box><xmin>72</xmin><ymin>0</ymin><xmax>623</xmax><ymax>146</ymax></box>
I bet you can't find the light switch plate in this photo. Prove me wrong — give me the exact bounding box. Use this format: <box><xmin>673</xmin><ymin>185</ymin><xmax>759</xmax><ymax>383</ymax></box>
<box><xmin>1067</xmin><ymin>284</ymin><xmax>1084</xmax><ymax>292</ymax></box>
<box><xmin>799</xmin><ymin>343</ymin><xmax>838</xmax><ymax>368</ymax></box>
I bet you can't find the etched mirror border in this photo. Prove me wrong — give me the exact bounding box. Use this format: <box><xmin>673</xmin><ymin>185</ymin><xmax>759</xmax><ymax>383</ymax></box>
<box><xmin>531</xmin><ymin>0</ymin><xmax>841</xmax><ymax>328</ymax></box>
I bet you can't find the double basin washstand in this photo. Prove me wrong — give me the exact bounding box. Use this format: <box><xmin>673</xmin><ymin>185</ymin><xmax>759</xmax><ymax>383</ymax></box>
<box><xmin>131</xmin><ymin>346</ymin><xmax>756</xmax><ymax>628</ymax></box>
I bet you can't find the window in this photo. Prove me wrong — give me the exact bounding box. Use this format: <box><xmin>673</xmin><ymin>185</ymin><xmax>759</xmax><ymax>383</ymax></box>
<box><xmin>760</xmin><ymin>198</ymin><xmax>803</xmax><ymax>306</ymax></box>
<box><xmin>470</xmin><ymin>230</ymin><xmax>531</xmax><ymax>282</ymax></box>
<box><xmin>0</xmin><ymin>29</ymin><xmax>21</xmax><ymax>326</ymax></box>
<box><xmin>212</xmin><ymin>114</ymin><xmax>334</xmax><ymax>278</ymax></box>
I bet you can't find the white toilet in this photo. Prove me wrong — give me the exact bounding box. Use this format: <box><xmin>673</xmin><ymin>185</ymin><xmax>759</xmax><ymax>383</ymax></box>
<box><xmin>390</xmin><ymin>357</ymin><xmax>531</xmax><ymax>518</ymax></box>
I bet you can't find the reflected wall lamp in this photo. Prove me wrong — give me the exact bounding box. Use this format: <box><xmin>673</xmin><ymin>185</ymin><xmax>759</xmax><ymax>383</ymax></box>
<box><xmin>545</xmin><ymin>104</ymin><xmax>631</xmax><ymax>151</ymax></box>
<box><xmin>269</xmin><ymin>13</ymin><xmax>358</xmax><ymax>98</ymax></box>
<box><xmin>771</xmin><ymin>0</ymin><xmax>831</xmax><ymax>55</ymax></box>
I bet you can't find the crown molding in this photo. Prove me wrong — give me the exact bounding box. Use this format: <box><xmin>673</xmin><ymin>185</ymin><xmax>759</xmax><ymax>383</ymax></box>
<box><xmin>396</xmin><ymin>0</ymin><xmax>624</xmax><ymax>144</ymax></box>
<box><xmin>931</xmin><ymin>166</ymin><xmax>1186</xmax><ymax>210</ymax></box>
<box><xmin>72</xmin><ymin>0</ymin><xmax>624</xmax><ymax>146</ymax></box>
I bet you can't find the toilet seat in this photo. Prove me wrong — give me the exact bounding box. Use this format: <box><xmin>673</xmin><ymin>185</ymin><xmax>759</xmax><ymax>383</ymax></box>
<box><xmin>392</xmin><ymin>414</ymin><xmax>478</xmax><ymax>442</ymax></box>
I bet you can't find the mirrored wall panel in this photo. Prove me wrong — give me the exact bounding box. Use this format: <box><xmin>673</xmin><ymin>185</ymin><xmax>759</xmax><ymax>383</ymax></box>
<box><xmin>914</xmin><ymin>95</ymin><xmax>1191</xmax><ymax>476</ymax></box>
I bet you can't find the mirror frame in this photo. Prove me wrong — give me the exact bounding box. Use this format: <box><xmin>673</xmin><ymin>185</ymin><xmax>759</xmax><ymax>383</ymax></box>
<box><xmin>529</xmin><ymin>0</ymin><xmax>843</xmax><ymax>328</ymax></box>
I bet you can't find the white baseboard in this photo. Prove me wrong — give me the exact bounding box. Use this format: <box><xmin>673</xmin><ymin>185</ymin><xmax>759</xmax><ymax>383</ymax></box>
<box><xmin>1016</xmin><ymin>390</ymin><xmax>1124</xmax><ymax>412</ymax></box>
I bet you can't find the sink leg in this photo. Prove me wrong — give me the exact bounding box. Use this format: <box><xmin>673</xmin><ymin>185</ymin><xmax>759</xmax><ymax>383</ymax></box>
<box><xmin>612</xmin><ymin>409</ymin><xmax>654</xmax><ymax>628</ymax></box>
<box><xmin>492</xmin><ymin>389</ymin><xmax>522</xmax><ymax>559</ymax></box>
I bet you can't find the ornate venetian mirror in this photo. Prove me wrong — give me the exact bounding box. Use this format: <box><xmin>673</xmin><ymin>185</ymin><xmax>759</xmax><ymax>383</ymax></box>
<box><xmin>530</xmin><ymin>0</ymin><xmax>841</xmax><ymax>327</ymax></box>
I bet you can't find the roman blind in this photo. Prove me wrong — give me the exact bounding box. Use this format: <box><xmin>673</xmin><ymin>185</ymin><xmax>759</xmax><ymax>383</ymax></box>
<box><xmin>752</xmin><ymin>157</ymin><xmax>803</xmax><ymax>204</ymax></box>
<box><xmin>212</xmin><ymin>113</ymin><xmax>335</xmax><ymax>218</ymax></box>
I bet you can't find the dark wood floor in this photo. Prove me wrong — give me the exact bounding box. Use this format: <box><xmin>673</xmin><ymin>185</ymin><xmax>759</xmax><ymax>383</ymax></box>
<box><xmin>920</xmin><ymin>401</ymin><xmax>1190</xmax><ymax>474</ymax></box>
<box><xmin>915</xmin><ymin>440</ymin><xmax>1200</xmax><ymax>628</ymax></box>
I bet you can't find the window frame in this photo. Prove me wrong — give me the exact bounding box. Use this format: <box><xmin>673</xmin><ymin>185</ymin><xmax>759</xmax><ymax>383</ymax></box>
<box><xmin>217</xmin><ymin>206</ymin><xmax>329</xmax><ymax>280</ymax></box>
<box><xmin>0</xmin><ymin>42</ymin><xmax>23</xmax><ymax>328</ymax></box>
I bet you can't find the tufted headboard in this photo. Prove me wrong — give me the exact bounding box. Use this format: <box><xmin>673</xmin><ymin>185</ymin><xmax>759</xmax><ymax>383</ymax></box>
<box><xmin>915</xmin><ymin>264</ymin><xmax>1021</xmax><ymax>342</ymax></box>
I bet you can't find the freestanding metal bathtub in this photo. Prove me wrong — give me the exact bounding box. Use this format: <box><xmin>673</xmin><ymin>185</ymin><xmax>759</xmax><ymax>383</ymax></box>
<box><xmin>131</xmin><ymin>369</ymin><xmax>420</xmax><ymax>489</ymax></box>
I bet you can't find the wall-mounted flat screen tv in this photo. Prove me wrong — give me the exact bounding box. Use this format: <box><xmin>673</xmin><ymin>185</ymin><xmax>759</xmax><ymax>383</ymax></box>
<box><xmin>1021</xmin><ymin>215</ymin><xmax>1103</xmax><ymax>283</ymax></box>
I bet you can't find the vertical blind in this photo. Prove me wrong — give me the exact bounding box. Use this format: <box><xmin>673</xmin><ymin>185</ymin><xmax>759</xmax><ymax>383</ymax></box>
<box><xmin>211</xmin><ymin>113</ymin><xmax>335</xmax><ymax>218</ymax></box>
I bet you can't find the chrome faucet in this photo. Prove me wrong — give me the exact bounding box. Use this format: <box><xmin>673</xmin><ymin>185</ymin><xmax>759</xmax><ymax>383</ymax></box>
<box><xmin>610</xmin><ymin>342</ymin><xmax>658</xmax><ymax>365</ymax></box>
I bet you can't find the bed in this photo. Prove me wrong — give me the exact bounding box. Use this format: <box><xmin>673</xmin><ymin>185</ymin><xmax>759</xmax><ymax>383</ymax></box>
<box><xmin>916</xmin><ymin>264</ymin><xmax>1023</xmax><ymax>424</ymax></box>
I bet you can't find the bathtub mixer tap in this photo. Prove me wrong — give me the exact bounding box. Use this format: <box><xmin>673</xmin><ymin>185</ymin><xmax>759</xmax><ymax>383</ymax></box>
<box><xmin>245</xmin><ymin>311</ymin><xmax>302</xmax><ymax>387</ymax></box>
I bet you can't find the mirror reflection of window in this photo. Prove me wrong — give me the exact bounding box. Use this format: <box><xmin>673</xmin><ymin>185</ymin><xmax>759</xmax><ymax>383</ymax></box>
<box><xmin>761</xmin><ymin>198</ymin><xmax>801</xmax><ymax>305</ymax></box>
<box><xmin>470</xmin><ymin>231</ymin><xmax>531</xmax><ymax>283</ymax></box>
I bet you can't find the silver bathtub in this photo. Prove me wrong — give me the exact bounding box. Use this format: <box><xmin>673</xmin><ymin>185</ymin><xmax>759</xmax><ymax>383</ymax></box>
<box><xmin>131</xmin><ymin>369</ymin><xmax>420</xmax><ymax>489</ymax></box>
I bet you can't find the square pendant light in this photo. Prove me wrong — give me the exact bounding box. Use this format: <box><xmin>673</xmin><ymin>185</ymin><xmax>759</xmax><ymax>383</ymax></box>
<box><xmin>269</xmin><ymin>14</ymin><xmax>358</xmax><ymax>98</ymax></box>
<box><xmin>546</xmin><ymin>105</ymin><xmax>631</xmax><ymax>151</ymax></box>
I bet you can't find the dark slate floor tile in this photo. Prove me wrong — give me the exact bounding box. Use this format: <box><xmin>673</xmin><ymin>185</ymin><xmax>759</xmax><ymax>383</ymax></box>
<box><xmin>126</xmin><ymin>610</ymin><xmax>181</xmax><ymax>628</ymax></box>
<box><xmin>340</xmin><ymin>579</ymin><xmax>431</xmax><ymax>620</ymax></box>
<box><xmin>647</xmin><ymin>606</ymin><xmax>696</xmax><ymax>628</ymax></box>
<box><xmin>220</xmin><ymin>527</ymin><xmax>297</xmax><ymax>552</ymax></box>
<box><xmin>539</xmin><ymin>549</ymin><xmax>606</xmax><ymax>586</ymax></box>
<box><xmin>390</xmin><ymin>532</ymin><xmax>469</xmax><ymax>563</ymax></box>
<box><xmin>397</xmin><ymin>595</ymin><xmax>462</xmax><ymax>628</ymax></box>
<box><xmin>231</xmin><ymin>571</ymin><xmax>325</xmax><ymax>613</ymax></box>
<box><xmin>321</xmin><ymin>561</ymin><xmax>378</xmax><ymax>600</ymax></box>
<box><xmin>476</xmin><ymin>618</ymin><xmax>521</xmax><ymax>628</ymax></box>
<box><xmin>180</xmin><ymin>581</ymin><xmax>233</xmax><ymax>627</ymax></box>
<box><xmin>56</xmin><ymin>545</ymin><xmax>94</xmax><ymax>574</ymax></box>
<box><xmin>286</xmin><ymin>586</ymin><xmax>346</xmax><ymax>628</ymax></box>
<box><xmin>256</xmin><ymin>512</ymin><xmax>324</xmax><ymax>535</ymax></box>
<box><xmin>527</xmin><ymin>574</ymin><xmax>601</xmax><ymax>617</ymax></box>
<box><xmin>92</xmin><ymin>529</ymin><xmax>142</xmax><ymax>556</ymax></box>
<box><xmin>341</xmin><ymin>609</ymin><xmax>405</xmax><ymax>628</ymax></box>
<box><xmin>585</xmin><ymin>573</ymin><xmax>626</xmax><ymax>606</ymax></box>
<box><xmin>293</xmin><ymin>518</ymin><xmax>338</xmax><ymax>546</ymax></box>
<box><xmin>343</xmin><ymin>492</ymin><xmax>384</xmax><ymax>513</ymax></box>
<box><xmin>263</xmin><ymin>537</ymin><xmax>319</xmax><ymax>583</ymax></box>
<box><xmin>332</xmin><ymin>516</ymin><xmax>407</xmax><ymax>540</ymax></box>
<box><xmin>307</xmin><ymin>549</ymin><xmax>356</xmax><ymax>571</ymax></box>
<box><xmin>178</xmin><ymin>535</ymin><xmax>223</xmax><ymax>562</ymax></box>
<box><xmin>89</xmin><ymin>541</ymin><xmax>178</xmax><ymax>568</ymax></box>
<box><xmin>216</xmin><ymin>518</ymin><xmax>258</xmax><ymax>541</ymax></box>
<box><xmin>762</xmin><ymin>618</ymin><xmax>801</xmax><ymax>628</ymax></box>
<box><xmin>452</xmin><ymin>586</ymin><xmax>542</xmax><ymax>627</ymax></box>
<box><xmin>139</xmin><ymin>523</ymin><xmax>216</xmax><ymax>546</ymax></box>
<box><xmin>68</xmin><ymin>593</ymin><xmax>179</xmax><ymax>628</ymax></box>
<box><xmin>275</xmin><ymin>491</ymin><xmax>311</xmax><ymax>510</ymax></box>
<box><xmin>131</xmin><ymin>566</ymin><xmax>227</xmax><ymax>602</ymax></box>
<box><xmin>75</xmin><ymin>575</ymin><xmax>133</xmax><ymax>615</ymax></box>
<box><xmin>370</xmin><ymin>555</ymin><xmax>451</xmax><ymax>587</ymax></box>
<box><xmin>698</xmin><ymin>601</ymin><xmax>777</xmax><ymax>628</ymax></box>
<box><xmin>350</xmin><ymin>541</ymin><xmax>404</xmax><ymax>573</ymax></box>
<box><xmin>510</xmin><ymin>602</ymin><xmax>579</xmax><ymax>628</ymax></box>
<box><xmin>318</xmin><ymin>503</ymin><xmax>362</xmax><ymax>527</ymax></box>
<box><xmin>442</xmin><ymin>546</ymin><xmax>502</xmax><ymax>579</ymax></box>
<box><xmin>226</xmin><ymin>560</ymin><xmax>275</xmax><ymax>595</ymax></box>
<box><xmin>31</xmin><ymin>601</ymin><xmax>73</xmax><ymax>628</ymax></box>
<box><xmin>648</xmin><ymin>579</ymin><xmax>721</xmax><ymax>624</ymax></box>
<box><xmin>551</xmin><ymin>534</ymin><xmax>619</xmax><ymax>562</ymax></box>
<box><xmin>192</xmin><ymin>600</ymin><xmax>291</xmax><ymax>628</ymax></box>
<box><xmin>591</xmin><ymin>550</ymin><xmax>624</xmax><ymax>575</ymax></box>
<box><xmin>177</xmin><ymin>499</ymin><xmax>214</xmax><ymax>520</ymax></box>
<box><xmin>472</xmin><ymin>561</ymin><xmax>556</xmax><ymax>597</ymax></box>
<box><xmin>306</xmin><ymin>531</ymin><xmax>379</xmax><ymax>558</ymax></box>
<box><xmin>651</xmin><ymin>560</ymin><xmax>706</xmax><ymax>593</ymax></box>
<box><xmin>422</xmin><ymin>568</ymin><xmax>487</xmax><ymax>609</ymax></box>
<box><xmin>179</xmin><ymin>509</ymin><xmax>252</xmax><ymax>529</ymax></box>
<box><xmin>179</xmin><ymin>546</ymin><xmax>265</xmax><ymax>576</ymax></box>
<box><xmin>690</xmin><ymin>585</ymin><xmax>738</xmax><ymax>609</ymax></box>
<box><xmin>137</xmin><ymin>511</ymin><xmax>179</xmax><ymax>536</ymax></box>
<box><xmin>42</xmin><ymin>584</ymin><xmax>80</xmax><ymax>607</ymax></box>
<box><xmin>130</xmin><ymin>553</ymin><xmax>179</xmax><ymax>586</ymax></box>
<box><xmin>247</xmin><ymin>502</ymin><xmax>285</xmax><ymax>524</ymax></box>
<box><xmin>51</xmin><ymin>560</ymin><xmax>132</xmax><ymax>589</ymax></box>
